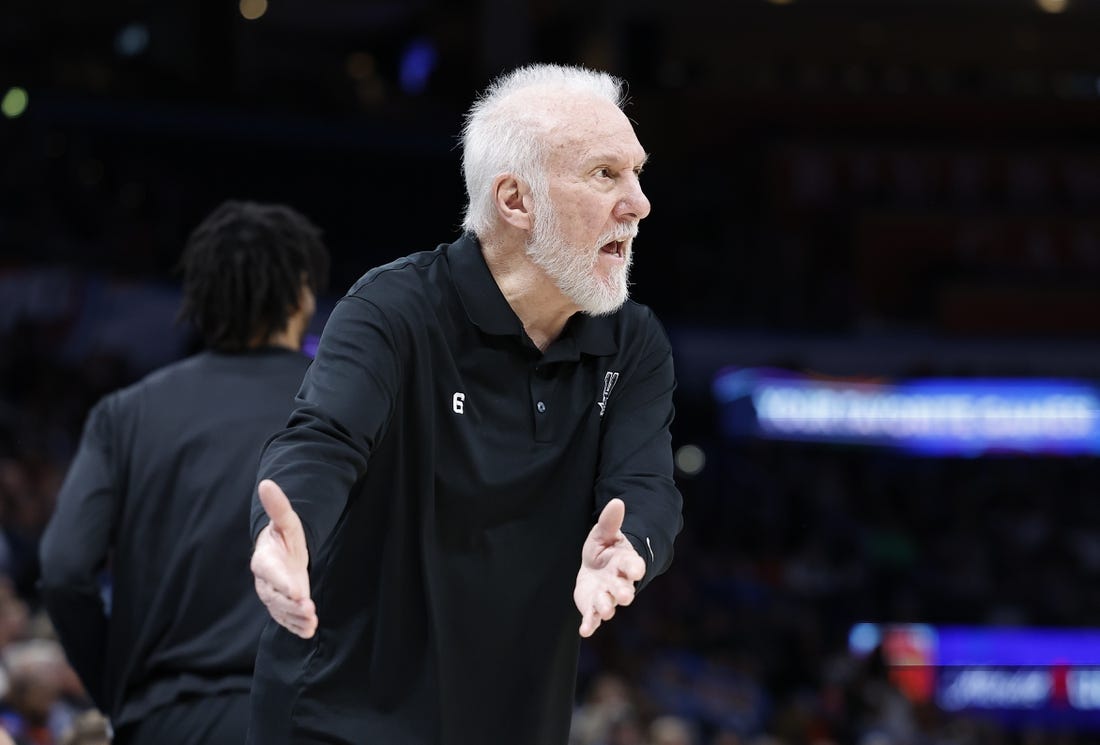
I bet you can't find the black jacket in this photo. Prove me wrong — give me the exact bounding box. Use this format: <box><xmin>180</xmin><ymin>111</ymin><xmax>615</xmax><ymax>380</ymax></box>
<box><xmin>40</xmin><ymin>348</ymin><xmax>310</xmax><ymax>727</ymax></box>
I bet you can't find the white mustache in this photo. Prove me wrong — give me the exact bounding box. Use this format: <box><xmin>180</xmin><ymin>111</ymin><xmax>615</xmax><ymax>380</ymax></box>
<box><xmin>596</xmin><ymin>223</ymin><xmax>639</xmax><ymax>247</ymax></box>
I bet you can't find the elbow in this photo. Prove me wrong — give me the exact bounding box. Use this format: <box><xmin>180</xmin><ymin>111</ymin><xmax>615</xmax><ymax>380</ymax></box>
<box><xmin>38</xmin><ymin>542</ymin><xmax>94</xmax><ymax>596</ymax></box>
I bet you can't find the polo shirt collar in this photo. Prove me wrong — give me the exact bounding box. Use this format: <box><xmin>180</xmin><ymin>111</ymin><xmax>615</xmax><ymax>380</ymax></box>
<box><xmin>450</xmin><ymin>233</ymin><xmax>524</xmax><ymax>337</ymax></box>
<box><xmin>449</xmin><ymin>233</ymin><xmax>619</xmax><ymax>358</ymax></box>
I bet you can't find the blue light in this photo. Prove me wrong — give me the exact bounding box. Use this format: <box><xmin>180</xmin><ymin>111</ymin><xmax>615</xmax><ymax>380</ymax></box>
<box><xmin>115</xmin><ymin>23</ymin><xmax>150</xmax><ymax>57</ymax></box>
<box><xmin>849</xmin><ymin>623</ymin><xmax>882</xmax><ymax>656</ymax></box>
<box><xmin>302</xmin><ymin>333</ymin><xmax>320</xmax><ymax>359</ymax></box>
<box><xmin>399</xmin><ymin>38</ymin><xmax>437</xmax><ymax>95</ymax></box>
<box><xmin>714</xmin><ymin>368</ymin><xmax>1100</xmax><ymax>456</ymax></box>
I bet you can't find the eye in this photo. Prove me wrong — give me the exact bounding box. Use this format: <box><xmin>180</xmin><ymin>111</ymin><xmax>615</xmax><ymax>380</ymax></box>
<box><xmin>595</xmin><ymin>167</ymin><xmax>613</xmax><ymax>179</ymax></box>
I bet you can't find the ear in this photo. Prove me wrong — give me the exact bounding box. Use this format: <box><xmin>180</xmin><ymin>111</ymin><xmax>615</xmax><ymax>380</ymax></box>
<box><xmin>492</xmin><ymin>174</ymin><xmax>533</xmax><ymax>231</ymax></box>
<box><xmin>297</xmin><ymin>283</ymin><xmax>316</xmax><ymax>319</ymax></box>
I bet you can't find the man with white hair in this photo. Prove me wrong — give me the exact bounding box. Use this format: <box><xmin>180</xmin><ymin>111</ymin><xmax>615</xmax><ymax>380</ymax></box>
<box><xmin>248</xmin><ymin>63</ymin><xmax>683</xmax><ymax>744</ymax></box>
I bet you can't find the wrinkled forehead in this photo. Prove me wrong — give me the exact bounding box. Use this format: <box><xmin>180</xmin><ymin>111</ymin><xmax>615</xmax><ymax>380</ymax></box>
<box><xmin>509</xmin><ymin>88</ymin><xmax>645</xmax><ymax>166</ymax></box>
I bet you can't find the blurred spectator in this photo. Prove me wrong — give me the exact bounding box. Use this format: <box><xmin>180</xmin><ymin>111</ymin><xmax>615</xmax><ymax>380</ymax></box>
<box><xmin>0</xmin><ymin>639</ymin><xmax>84</xmax><ymax>744</ymax></box>
<box><xmin>572</xmin><ymin>673</ymin><xmax>639</xmax><ymax>745</ymax></box>
<box><xmin>59</xmin><ymin>710</ymin><xmax>109</xmax><ymax>745</ymax></box>
<box><xmin>650</xmin><ymin>715</ymin><xmax>697</xmax><ymax>745</ymax></box>
<box><xmin>0</xmin><ymin>582</ymin><xmax>28</xmax><ymax>651</ymax></box>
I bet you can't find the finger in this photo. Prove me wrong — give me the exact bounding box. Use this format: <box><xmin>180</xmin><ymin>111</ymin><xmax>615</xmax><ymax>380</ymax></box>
<box><xmin>613</xmin><ymin>550</ymin><xmax>646</xmax><ymax>583</ymax></box>
<box><xmin>251</xmin><ymin>532</ymin><xmax>308</xmax><ymax>600</ymax></box>
<box><xmin>259</xmin><ymin>479</ymin><xmax>298</xmax><ymax>535</ymax></box>
<box><xmin>280</xmin><ymin>606</ymin><xmax>318</xmax><ymax>631</ymax></box>
<box><xmin>593</xmin><ymin>498</ymin><xmax>626</xmax><ymax>545</ymax></box>
<box><xmin>255</xmin><ymin>577</ymin><xmax>311</xmax><ymax>618</ymax></box>
<box><xmin>579</xmin><ymin>607</ymin><xmax>600</xmax><ymax>638</ymax></box>
<box><xmin>282</xmin><ymin>612</ymin><xmax>318</xmax><ymax>639</ymax></box>
<box><xmin>608</xmin><ymin>578</ymin><xmax>636</xmax><ymax>607</ymax></box>
<box><xmin>261</xmin><ymin>596</ymin><xmax>318</xmax><ymax>639</ymax></box>
<box><xmin>594</xmin><ymin>590</ymin><xmax>616</xmax><ymax>620</ymax></box>
<box><xmin>255</xmin><ymin>578</ymin><xmax>317</xmax><ymax>633</ymax></box>
<box><xmin>251</xmin><ymin>547</ymin><xmax>291</xmax><ymax>597</ymax></box>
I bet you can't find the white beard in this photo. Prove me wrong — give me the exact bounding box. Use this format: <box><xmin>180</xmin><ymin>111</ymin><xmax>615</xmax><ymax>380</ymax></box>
<box><xmin>525</xmin><ymin>204</ymin><xmax>637</xmax><ymax>317</ymax></box>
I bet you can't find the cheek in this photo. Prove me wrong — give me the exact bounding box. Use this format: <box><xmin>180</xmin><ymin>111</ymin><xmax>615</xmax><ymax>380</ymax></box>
<box><xmin>552</xmin><ymin>191</ymin><xmax>613</xmax><ymax>243</ymax></box>
<box><xmin>554</xmin><ymin>214</ymin><xmax>590</xmax><ymax>243</ymax></box>
<box><xmin>574</xmin><ymin>211</ymin><xmax>607</xmax><ymax>241</ymax></box>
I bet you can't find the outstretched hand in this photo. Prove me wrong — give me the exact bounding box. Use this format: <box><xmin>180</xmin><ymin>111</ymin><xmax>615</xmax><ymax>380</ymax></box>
<box><xmin>251</xmin><ymin>479</ymin><xmax>318</xmax><ymax>639</ymax></box>
<box><xmin>573</xmin><ymin>498</ymin><xmax>646</xmax><ymax>638</ymax></box>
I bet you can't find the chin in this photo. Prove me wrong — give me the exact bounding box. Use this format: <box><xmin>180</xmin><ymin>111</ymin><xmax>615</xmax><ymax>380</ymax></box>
<box><xmin>579</xmin><ymin>283</ymin><xmax>629</xmax><ymax>316</ymax></box>
<box><xmin>584</xmin><ymin>303</ymin><xmax>626</xmax><ymax>317</ymax></box>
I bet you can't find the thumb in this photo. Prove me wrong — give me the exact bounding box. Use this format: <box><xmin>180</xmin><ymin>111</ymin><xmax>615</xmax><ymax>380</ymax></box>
<box><xmin>259</xmin><ymin>479</ymin><xmax>297</xmax><ymax>534</ymax></box>
<box><xmin>594</xmin><ymin>498</ymin><xmax>626</xmax><ymax>543</ymax></box>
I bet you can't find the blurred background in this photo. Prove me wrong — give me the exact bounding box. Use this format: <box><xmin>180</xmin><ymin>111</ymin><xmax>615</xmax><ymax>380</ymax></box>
<box><xmin>2</xmin><ymin>0</ymin><xmax>1100</xmax><ymax>743</ymax></box>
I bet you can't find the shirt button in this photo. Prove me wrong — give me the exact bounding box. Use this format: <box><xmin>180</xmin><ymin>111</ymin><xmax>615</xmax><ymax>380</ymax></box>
<box><xmin>536</xmin><ymin>401</ymin><xmax>546</xmax><ymax>413</ymax></box>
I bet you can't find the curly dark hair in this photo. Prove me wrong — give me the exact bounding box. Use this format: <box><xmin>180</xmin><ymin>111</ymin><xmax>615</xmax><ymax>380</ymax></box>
<box><xmin>177</xmin><ymin>200</ymin><xmax>330</xmax><ymax>351</ymax></box>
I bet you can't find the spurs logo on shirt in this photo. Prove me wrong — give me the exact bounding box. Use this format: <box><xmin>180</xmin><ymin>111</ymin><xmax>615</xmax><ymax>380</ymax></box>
<box><xmin>597</xmin><ymin>371</ymin><xmax>619</xmax><ymax>418</ymax></box>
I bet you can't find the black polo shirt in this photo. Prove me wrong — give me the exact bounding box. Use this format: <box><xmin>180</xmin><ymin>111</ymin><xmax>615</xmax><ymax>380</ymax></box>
<box><xmin>248</xmin><ymin>233</ymin><xmax>683</xmax><ymax>745</ymax></box>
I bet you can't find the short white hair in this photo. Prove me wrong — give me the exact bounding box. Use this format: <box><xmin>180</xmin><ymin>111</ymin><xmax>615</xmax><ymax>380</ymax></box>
<box><xmin>460</xmin><ymin>63</ymin><xmax>626</xmax><ymax>238</ymax></box>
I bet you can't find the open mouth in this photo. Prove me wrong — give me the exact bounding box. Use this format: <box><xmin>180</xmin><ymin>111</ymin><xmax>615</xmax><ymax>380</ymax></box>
<box><xmin>599</xmin><ymin>240</ymin><xmax>625</xmax><ymax>258</ymax></box>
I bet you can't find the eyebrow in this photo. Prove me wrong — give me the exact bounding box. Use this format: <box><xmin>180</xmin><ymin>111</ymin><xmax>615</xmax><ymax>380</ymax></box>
<box><xmin>587</xmin><ymin>152</ymin><xmax>650</xmax><ymax>169</ymax></box>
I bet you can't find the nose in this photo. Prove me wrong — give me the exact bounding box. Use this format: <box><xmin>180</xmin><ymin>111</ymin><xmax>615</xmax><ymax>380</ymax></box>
<box><xmin>615</xmin><ymin>176</ymin><xmax>651</xmax><ymax>222</ymax></box>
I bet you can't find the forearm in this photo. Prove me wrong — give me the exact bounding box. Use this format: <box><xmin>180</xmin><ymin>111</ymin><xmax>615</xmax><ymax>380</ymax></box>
<box><xmin>620</xmin><ymin>479</ymin><xmax>682</xmax><ymax>588</ymax></box>
<box><xmin>596</xmin><ymin>319</ymin><xmax>684</xmax><ymax>590</ymax></box>
<box><xmin>38</xmin><ymin>398</ymin><xmax>117</xmax><ymax>707</ymax></box>
<box><xmin>39</xmin><ymin>581</ymin><xmax>109</xmax><ymax>708</ymax></box>
<box><xmin>251</xmin><ymin>295</ymin><xmax>402</xmax><ymax>555</ymax></box>
<box><xmin>252</xmin><ymin>408</ymin><xmax>371</xmax><ymax>556</ymax></box>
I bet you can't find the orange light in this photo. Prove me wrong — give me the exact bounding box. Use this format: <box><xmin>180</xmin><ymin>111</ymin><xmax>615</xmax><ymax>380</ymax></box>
<box><xmin>240</xmin><ymin>0</ymin><xmax>268</xmax><ymax>21</ymax></box>
<box><xmin>1036</xmin><ymin>0</ymin><xmax>1069</xmax><ymax>13</ymax></box>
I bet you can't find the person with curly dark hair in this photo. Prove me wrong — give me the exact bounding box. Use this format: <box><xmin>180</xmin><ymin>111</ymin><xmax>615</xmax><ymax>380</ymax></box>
<box><xmin>38</xmin><ymin>200</ymin><xmax>329</xmax><ymax>745</ymax></box>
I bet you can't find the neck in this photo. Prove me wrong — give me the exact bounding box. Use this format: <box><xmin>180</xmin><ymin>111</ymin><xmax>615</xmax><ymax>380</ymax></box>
<box><xmin>481</xmin><ymin>234</ymin><xmax>578</xmax><ymax>352</ymax></box>
<box><xmin>249</xmin><ymin>310</ymin><xmax>308</xmax><ymax>352</ymax></box>
<box><xmin>258</xmin><ymin>328</ymin><xmax>301</xmax><ymax>351</ymax></box>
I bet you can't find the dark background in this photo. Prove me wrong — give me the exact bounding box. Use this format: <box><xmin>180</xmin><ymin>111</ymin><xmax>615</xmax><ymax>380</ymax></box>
<box><xmin>1</xmin><ymin>1</ymin><xmax>1099</xmax><ymax>743</ymax></box>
